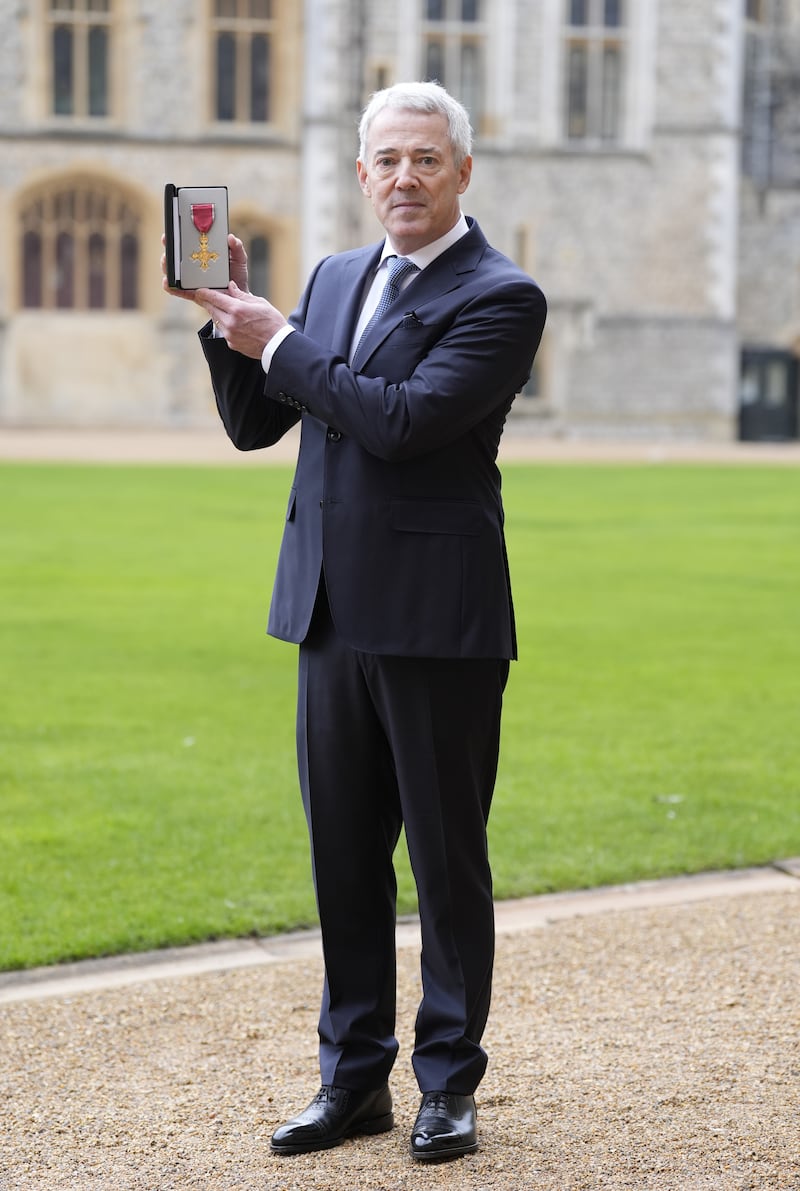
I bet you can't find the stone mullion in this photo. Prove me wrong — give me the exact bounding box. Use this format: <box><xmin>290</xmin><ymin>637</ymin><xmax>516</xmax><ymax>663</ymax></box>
<box><xmin>106</xmin><ymin>200</ymin><xmax>122</xmax><ymax>311</ymax></box>
<box><xmin>42</xmin><ymin>199</ymin><xmax>58</xmax><ymax>310</ymax></box>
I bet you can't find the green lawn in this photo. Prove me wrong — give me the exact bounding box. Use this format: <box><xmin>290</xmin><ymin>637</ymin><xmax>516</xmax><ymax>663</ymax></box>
<box><xmin>1</xmin><ymin>461</ymin><xmax>798</xmax><ymax>970</ymax></box>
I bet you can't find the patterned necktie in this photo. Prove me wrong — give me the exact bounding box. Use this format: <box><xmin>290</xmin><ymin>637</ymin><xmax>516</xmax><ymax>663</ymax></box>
<box><xmin>352</xmin><ymin>255</ymin><xmax>419</xmax><ymax>367</ymax></box>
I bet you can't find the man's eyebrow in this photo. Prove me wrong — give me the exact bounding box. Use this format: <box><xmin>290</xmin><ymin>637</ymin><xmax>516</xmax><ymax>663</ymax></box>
<box><xmin>372</xmin><ymin>145</ymin><xmax>441</xmax><ymax>158</ymax></box>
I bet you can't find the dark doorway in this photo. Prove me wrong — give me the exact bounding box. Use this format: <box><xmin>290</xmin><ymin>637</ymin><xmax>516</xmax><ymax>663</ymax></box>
<box><xmin>739</xmin><ymin>348</ymin><xmax>799</xmax><ymax>441</ymax></box>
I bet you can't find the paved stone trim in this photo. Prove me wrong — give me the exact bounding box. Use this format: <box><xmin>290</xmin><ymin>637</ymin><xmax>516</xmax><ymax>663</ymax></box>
<box><xmin>1</xmin><ymin>426</ymin><xmax>800</xmax><ymax>465</ymax></box>
<box><xmin>2</xmin><ymin>862</ymin><xmax>798</xmax><ymax>1006</ymax></box>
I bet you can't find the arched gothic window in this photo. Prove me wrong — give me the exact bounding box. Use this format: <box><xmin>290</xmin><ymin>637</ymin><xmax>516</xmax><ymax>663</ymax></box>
<box><xmin>19</xmin><ymin>183</ymin><xmax>141</xmax><ymax>311</ymax></box>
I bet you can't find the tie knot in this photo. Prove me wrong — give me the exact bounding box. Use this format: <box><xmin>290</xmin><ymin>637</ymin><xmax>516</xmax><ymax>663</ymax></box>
<box><xmin>386</xmin><ymin>256</ymin><xmax>419</xmax><ymax>285</ymax></box>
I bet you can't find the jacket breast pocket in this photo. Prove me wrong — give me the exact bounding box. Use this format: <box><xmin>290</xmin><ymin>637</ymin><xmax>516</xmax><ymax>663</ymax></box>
<box><xmin>389</xmin><ymin>499</ymin><xmax>483</xmax><ymax>536</ymax></box>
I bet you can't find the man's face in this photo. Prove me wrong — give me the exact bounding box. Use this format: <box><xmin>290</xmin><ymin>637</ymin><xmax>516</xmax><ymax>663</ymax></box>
<box><xmin>357</xmin><ymin>108</ymin><xmax>472</xmax><ymax>255</ymax></box>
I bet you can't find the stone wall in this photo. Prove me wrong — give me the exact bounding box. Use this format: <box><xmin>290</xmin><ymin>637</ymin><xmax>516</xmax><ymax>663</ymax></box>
<box><xmin>0</xmin><ymin>0</ymin><xmax>796</xmax><ymax>438</ymax></box>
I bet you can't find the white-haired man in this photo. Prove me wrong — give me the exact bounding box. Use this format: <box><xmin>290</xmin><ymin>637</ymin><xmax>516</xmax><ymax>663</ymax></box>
<box><xmin>164</xmin><ymin>80</ymin><xmax>546</xmax><ymax>1162</ymax></box>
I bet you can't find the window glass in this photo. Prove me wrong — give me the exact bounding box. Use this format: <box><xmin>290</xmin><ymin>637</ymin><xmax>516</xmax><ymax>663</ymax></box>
<box><xmin>604</xmin><ymin>0</ymin><xmax>622</xmax><ymax>26</ymax></box>
<box><xmin>88</xmin><ymin>25</ymin><xmax>108</xmax><ymax>116</ymax></box>
<box><xmin>216</xmin><ymin>33</ymin><xmax>237</xmax><ymax>120</ymax></box>
<box><xmin>22</xmin><ymin>232</ymin><xmax>43</xmax><ymax>309</ymax></box>
<box><xmin>765</xmin><ymin>361</ymin><xmax>788</xmax><ymax>405</ymax></box>
<box><xmin>569</xmin><ymin>0</ymin><xmax>588</xmax><ymax>25</ymax></box>
<box><xmin>250</xmin><ymin>33</ymin><xmax>270</xmax><ymax>122</ymax></box>
<box><xmin>425</xmin><ymin>39</ymin><xmax>445</xmax><ymax>85</ymax></box>
<box><xmin>53</xmin><ymin>26</ymin><xmax>73</xmax><ymax>114</ymax></box>
<box><xmin>601</xmin><ymin>44</ymin><xmax>620</xmax><ymax>139</ymax></box>
<box><xmin>248</xmin><ymin>234</ymin><xmax>270</xmax><ymax>298</ymax></box>
<box><xmin>120</xmin><ymin>233</ymin><xmax>138</xmax><ymax>310</ymax></box>
<box><xmin>567</xmin><ymin>44</ymin><xmax>587</xmax><ymax>138</ymax></box>
<box><xmin>460</xmin><ymin>42</ymin><xmax>482</xmax><ymax>120</ymax></box>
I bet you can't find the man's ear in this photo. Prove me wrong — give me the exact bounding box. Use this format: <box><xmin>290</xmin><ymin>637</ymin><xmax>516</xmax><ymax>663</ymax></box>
<box><xmin>356</xmin><ymin>160</ymin><xmax>371</xmax><ymax>197</ymax></box>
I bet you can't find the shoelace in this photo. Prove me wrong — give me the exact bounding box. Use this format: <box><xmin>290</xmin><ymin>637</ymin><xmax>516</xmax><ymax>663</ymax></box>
<box><xmin>420</xmin><ymin>1091</ymin><xmax>451</xmax><ymax>1114</ymax></box>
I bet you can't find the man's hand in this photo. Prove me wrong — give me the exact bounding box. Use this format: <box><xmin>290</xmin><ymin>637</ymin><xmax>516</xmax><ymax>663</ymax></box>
<box><xmin>196</xmin><ymin>283</ymin><xmax>288</xmax><ymax>360</ymax></box>
<box><xmin>161</xmin><ymin>232</ymin><xmax>287</xmax><ymax>358</ymax></box>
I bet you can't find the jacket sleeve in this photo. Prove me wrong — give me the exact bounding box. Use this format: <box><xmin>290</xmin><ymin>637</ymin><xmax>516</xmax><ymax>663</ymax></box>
<box><xmin>199</xmin><ymin>325</ymin><xmax>300</xmax><ymax>451</ymax></box>
<box><xmin>263</xmin><ymin>275</ymin><xmax>547</xmax><ymax>462</ymax></box>
<box><xmin>198</xmin><ymin>256</ymin><xmax>331</xmax><ymax>452</ymax></box>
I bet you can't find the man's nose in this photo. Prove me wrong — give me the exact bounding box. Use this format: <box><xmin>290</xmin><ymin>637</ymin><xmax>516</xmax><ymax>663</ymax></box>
<box><xmin>394</xmin><ymin>160</ymin><xmax>419</xmax><ymax>187</ymax></box>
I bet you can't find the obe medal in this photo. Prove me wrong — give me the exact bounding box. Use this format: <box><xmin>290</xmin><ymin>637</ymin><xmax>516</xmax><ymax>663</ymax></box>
<box><xmin>190</xmin><ymin>203</ymin><xmax>219</xmax><ymax>272</ymax></box>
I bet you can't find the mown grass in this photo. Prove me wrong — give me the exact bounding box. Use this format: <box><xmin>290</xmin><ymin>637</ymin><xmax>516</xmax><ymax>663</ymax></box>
<box><xmin>1</xmin><ymin>461</ymin><xmax>798</xmax><ymax>970</ymax></box>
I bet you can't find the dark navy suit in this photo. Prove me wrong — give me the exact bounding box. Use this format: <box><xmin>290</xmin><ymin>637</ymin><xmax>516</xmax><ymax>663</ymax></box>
<box><xmin>201</xmin><ymin>217</ymin><xmax>546</xmax><ymax>1095</ymax></box>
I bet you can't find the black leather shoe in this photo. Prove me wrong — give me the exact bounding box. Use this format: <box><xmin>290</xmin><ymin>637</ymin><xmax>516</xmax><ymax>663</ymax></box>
<box><xmin>270</xmin><ymin>1084</ymin><xmax>393</xmax><ymax>1154</ymax></box>
<box><xmin>409</xmin><ymin>1091</ymin><xmax>478</xmax><ymax>1161</ymax></box>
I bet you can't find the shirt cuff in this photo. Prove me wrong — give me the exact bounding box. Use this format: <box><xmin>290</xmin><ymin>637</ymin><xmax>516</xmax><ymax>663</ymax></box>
<box><xmin>261</xmin><ymin>325</ymin><xmax>295</xmax><ymax>374</ymax></box>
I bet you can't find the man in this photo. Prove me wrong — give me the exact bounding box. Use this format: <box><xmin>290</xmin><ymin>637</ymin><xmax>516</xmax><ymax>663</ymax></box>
<box><xmin>163</xmin><ymin>81</ymin><xmax>546</xmax><ymax>1162</ymax></box>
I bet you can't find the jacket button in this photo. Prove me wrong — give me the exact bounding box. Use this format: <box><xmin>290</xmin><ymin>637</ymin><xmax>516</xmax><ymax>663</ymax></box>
<box><xmin>326</xmin><ymin>429</ymin><xmax>342</xmax><ymax>442</ymax></box>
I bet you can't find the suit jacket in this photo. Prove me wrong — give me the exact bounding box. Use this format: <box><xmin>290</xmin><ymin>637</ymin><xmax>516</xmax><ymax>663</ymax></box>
<box><xmin>200</xmin><ymin>218</ymin><xmax>546</xmax><ymax>659</ymax></box>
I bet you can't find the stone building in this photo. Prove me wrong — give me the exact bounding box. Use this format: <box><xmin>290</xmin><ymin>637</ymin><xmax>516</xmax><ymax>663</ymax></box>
<box><xmin>0</xmin><ymin>0</ymin><xmax>797</xmax><ymax>440</ymax></box>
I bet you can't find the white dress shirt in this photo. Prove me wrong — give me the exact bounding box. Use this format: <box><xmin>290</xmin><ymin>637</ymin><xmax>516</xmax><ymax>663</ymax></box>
<box><xmin>260</xmin><ymin>213</ymin><xmax>470</xmax><ymax>375</ymax></box>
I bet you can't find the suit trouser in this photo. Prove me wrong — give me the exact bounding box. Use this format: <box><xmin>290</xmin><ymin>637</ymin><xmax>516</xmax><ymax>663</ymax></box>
<box><xmin>296</xmin><ymin>584</ymin><xmax>509</xmax><ymax>1095</ymax></box>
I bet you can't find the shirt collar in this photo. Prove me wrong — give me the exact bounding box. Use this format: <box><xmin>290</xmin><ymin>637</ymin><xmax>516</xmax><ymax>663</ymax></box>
<box><xmin>380</xmin><ymin>213</ymin><xmax>470</xmax><ymax>272</ymax></box>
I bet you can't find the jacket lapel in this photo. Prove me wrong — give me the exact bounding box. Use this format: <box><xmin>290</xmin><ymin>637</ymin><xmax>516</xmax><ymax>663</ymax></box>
<box><xmin>330</xmin><ymin>244</ymin><xmax>383</xmax><ymax>360</ymax></box>
<box><xmin>352</xmin><ymin>221</ymin><xmax>487</xmax><ymax>368</ymax></box>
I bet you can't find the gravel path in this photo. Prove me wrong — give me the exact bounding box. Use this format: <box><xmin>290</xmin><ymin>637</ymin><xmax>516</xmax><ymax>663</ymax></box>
<box><xmin>2</xmin><ymin>879</ymin><xmax>799</xmax><ymax>1190</ymax></box>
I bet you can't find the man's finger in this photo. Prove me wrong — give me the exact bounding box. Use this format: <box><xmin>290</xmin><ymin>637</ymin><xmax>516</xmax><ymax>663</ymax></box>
<box><xmin>196</xmin><ymin>288</ymin><xmax>237</xmax><ymax>318</ymax></box>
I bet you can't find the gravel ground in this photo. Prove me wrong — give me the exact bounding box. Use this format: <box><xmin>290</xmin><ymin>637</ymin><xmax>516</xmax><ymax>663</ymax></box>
<box><xmin>1</xmin><ymin>885</ymin><xmax>799</xmax><ymax>1191</ymax></box>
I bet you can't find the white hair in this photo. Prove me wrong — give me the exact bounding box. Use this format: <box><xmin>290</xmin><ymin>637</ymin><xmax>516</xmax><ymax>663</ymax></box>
<box><xmin>358</xmin><ymin>81</ymin><xmax>473</xmax><ymax>167</ymax></box>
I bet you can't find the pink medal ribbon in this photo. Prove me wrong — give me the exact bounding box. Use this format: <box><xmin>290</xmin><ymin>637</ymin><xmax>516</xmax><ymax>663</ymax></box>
<box><xmin>191</xmin><ymin>204</ymin><xmax>216</xmax><ymax>233</ymax></box>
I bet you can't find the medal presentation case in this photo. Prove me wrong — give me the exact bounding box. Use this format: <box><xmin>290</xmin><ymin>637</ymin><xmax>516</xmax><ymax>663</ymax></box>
<box><xmin>165</xmin><ymin>184</ymin><xmax>230</xmax><ymax>290</ymax></box>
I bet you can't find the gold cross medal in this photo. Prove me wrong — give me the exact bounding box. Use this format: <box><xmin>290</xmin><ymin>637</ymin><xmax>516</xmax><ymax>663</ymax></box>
<box><xmin>190</xmin><ymin>203</ymin><xmax>219</xmax><ymax>272</ymax></box>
